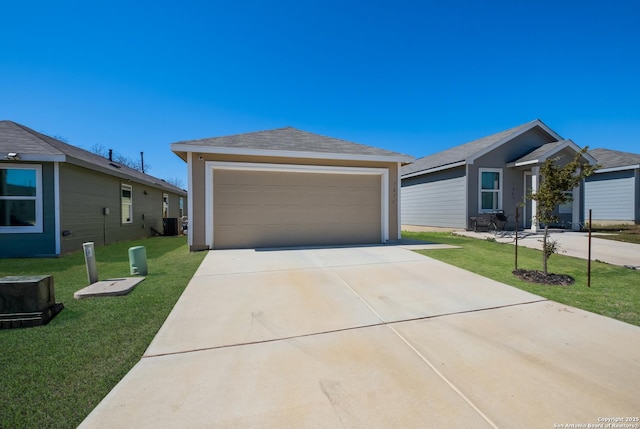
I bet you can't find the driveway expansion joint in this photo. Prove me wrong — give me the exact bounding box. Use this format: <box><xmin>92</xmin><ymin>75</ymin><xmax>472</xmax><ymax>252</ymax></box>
<box><xmin>142</xmin><ymin>298</ymin><xmax>549</xmax><ymax>360</ymax></box>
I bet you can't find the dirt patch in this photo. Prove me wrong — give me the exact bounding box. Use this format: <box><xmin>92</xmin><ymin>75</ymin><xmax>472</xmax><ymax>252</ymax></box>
<box><xmin>513</xmin><ymin>269</ymin><xmax>575</xmax><ymax>286</ymax></box>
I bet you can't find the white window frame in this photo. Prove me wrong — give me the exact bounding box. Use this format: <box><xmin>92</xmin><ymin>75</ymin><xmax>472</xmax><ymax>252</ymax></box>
<box><xmin>478</xmin><ymin>168</ymin><xmax>503</xmax><ymax>213</ymax></box>
<box><xmin>0</xmin><ymin>164</ymin><xmax>43</xmax><ymax>233</ymax></box>
<box><xmin>121</xmin><ymin>183</ymin><xmax>133</xmax><ymax>224</ymax></box>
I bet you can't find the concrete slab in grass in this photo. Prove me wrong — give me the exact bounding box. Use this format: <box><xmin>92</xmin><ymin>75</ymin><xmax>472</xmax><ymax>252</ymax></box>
<box><xmin>80</xmin><ymin>325</ymin><xmax>495</xmax><ymax>429</ymax></box>
<box><xmin>393</xmin><ymin>300</ymin><xmax>640</xmax><ymax>427</ymax></box>
<box><xmin>145</xmin><ymin>268</ymin><xmax>383</xmax><ymax>356</ymax></box>
<box><xmin>74</xmin><ymin>277</ymin><xmax>145</xmax><ymax>299</ymax></box>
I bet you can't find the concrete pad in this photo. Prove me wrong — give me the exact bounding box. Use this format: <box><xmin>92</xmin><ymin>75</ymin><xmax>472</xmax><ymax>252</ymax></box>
<box><xmin>73</xmin><ymin>277</ymin><xmax>145</xmax><ymax>299</ymax></box>
<box><xmin>192</xmin><ymin>248</ymin><xmax>323</xmax><ymax>276</ymax></box>
<box><xmin>310</xmin><ymin>245</ymin><xmax>430</xmax><ymax>267</ymax></box>
<box><xmin>80</xmin><ymin>325</ymin><xmax>494</xmax><ymax>429</ymax></box>
<box><xmin>145</xmin><ymin>268</ymin><xmax>383</xmax><ymax>356</ymax></box>
<box><xmin>333</xmin><ymin>259</ymin><xmax>544</xmax><ymax>322</ymax></box>
<box><xmin>393</xmin><ymin>300</ymin><xmax>640</xmax><ymax>427</ymax></box>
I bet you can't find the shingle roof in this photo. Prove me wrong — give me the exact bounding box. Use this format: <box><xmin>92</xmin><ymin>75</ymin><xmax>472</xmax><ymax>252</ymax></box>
<box><xmin>401</xmin><ymin>119</ymin><xmax>558</xmax><ymax>177</ymax></box>
<box><xmin>589</xmin><ymin>148</ymin><xmax>640</xmax><ymax>170</ymax></box>
<box><xmin>511</xmin><ymin>140</ymin><xmax>570</xmax><ymax>165</ymax></box>
<box><xmin>171</xmin><ymin>127</ymin><xmax>413</xmax><ymax>162</ymax></box>
<box><xmin>0</xmin><ymin>120</ymin><xmax>186</xmax><ymax>194</ymax></box>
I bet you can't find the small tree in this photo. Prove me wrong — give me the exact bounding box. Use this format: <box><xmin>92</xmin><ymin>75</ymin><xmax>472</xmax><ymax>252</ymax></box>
<box><xmin>528</xmin><ymin>148</ymin><xmax>597</xmax><ymax>274</ymax></box>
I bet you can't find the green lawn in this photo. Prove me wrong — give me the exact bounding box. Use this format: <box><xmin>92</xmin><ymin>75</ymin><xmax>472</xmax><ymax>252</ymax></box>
<box><xmin>0</xmin><ymin>236</ymin><xmax>206</xmax><ymax>429</ymax></box>
<box><xmin>403</xmin><ymin>231</ymin><xmax>640</xmax><ymax>327</ymax></box>
<box><xmin>590</xmin><ymin>224</ymin><xmax>640</xmax><ymax>245</ymax></box>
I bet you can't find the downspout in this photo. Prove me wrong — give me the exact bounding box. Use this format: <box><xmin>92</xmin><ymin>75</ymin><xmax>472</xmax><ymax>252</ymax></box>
<box><xmin>54</xmin><ymin>162</ymin><xmax>61</xmax><ymax>255</ymax></box>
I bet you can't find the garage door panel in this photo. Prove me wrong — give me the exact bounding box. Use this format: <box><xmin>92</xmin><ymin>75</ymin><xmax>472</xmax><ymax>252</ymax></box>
<box><xmin>213</xmin><ymin>169</ymin><xmax>382</xmax><ymax>249</ymax></box>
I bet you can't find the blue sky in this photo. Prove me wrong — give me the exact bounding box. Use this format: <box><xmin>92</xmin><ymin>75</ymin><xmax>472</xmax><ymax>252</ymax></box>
<box><xmin>2</xmin><ymin>0</ymin><xmax>639</xmax><ymax>187</ymax></box>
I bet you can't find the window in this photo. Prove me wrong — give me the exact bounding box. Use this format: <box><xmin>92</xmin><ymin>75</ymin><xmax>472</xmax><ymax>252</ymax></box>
<box><xmin>0</xmin><ymin>165</ymin><xmax>42</xmax><ymax>233</ymax></box>
<box><xmin>163</xmin><ymin>193</ymin><xmax>169</xmax><ymax>218</ymax></box>
<box><xmin>121</xmin><ymin>184</ymin><xmax>133</xmax><ymax>224</ymax></box>
<box><xmin>179</xmin><ymin>197</ymin><xmax>184</xmax><ymax>218</ymax></box>
<box><xmin>479</xmin><ymin>168</ymin><xmax>502</xmax><ymax>212</ymax></box>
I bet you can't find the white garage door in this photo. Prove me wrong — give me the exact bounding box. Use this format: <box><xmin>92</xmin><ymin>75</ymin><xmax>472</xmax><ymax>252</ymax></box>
<box><xmin>212</xmin><ymin>169</ymin><xmax>382</xmax><ymax>249</ymax></box>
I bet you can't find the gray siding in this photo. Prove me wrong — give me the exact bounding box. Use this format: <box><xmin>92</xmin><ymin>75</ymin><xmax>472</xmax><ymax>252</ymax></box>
<box><xmin>471</xmin><ymin>129</ymin><xmax>556</xmax><ymax>225</ymax></box>
<box><xmin>584</xmin><ymin>170</ymin><xmax>636</xmax><ymax>222</ymax></box>
<box><xmin>0</xmin><ymin>162</ymin><xmax>57</xmax><ymax>257</ymax></box>
<box><xmin>59</xmin><ymin>164</ymin><xmax>184</xmax><ymax>254</ymax></box>
<box><xmin>401</xmin><ymin>167</ymin><xmax>466</xmax><ymax>228</ymax></box>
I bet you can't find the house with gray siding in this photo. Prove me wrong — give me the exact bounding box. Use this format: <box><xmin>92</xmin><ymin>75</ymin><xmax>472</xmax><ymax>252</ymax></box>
<box><xmin>585</xmin><ymin>148</ymin><xmax>640</xmax><ymax>225</ymax></box>
<box><xmin>0</xmin><ymin>120</ymin><xmax>187</xmax><ymax>257</ymax></box>
<box><xmin>401</xmin><ymin>119</ymin><xmax>597</xmax><ymax>231</ymax></box>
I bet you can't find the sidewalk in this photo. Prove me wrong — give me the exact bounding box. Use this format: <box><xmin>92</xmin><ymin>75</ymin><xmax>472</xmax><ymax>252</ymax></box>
<box><xmin>456</xmin><ymin>230</ymin><xmax>640</xmax><ymax>269</ymax></box>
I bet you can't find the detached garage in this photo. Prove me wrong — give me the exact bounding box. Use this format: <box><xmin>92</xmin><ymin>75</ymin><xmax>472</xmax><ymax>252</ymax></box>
<box><xmin>171</xmin><ymin>127</ymin><xmax>412</xmax><ymax>250</ymax></box>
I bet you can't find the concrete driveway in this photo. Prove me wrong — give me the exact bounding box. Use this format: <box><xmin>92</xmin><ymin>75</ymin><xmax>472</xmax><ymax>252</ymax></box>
<box><xmin>79</xmin><ymin>245</ymin><xmax>640</xmax><ymax>428</ymax></box>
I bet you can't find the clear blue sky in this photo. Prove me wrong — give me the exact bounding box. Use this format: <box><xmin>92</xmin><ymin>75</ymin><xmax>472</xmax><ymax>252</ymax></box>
<box><xmin>2</xmin><ymin>0</ymin><xmax>639</xmax><ymax>187</ymax></box>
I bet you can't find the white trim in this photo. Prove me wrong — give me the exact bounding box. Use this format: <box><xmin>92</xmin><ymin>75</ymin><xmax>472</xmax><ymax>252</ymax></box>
<box><xmin>478</xmin><ymin>167</ymin><xmax>503</xmax><ymax>213</ymax></box>
<box><xmin>530</xmin><ymin>166</ymin><xmax>540</xmax><ymax>232</ymax></box>
<box><xmin>204</xmin><ymin>161</ymin><xmax>390</xmax><ymax>249</ymax></box>
<box><xmin>395</xmin><ymin>163</ymin><xmax>401</xmax><ymax>239</ymax></box>
<box><xmin>401</xmin><ymin>161</ymin><xmax>466</xmax><ymax>179</ymax></box>
<box><xmin>0</xmin><ymin>163</ymin><xmax>43</xmax><ymax>234</ymax></box>
<box><xmin>2</xmin><ymin>154</ymin><xmax>66</xmax><ymax>162</ymax></box>
<box><xmin>595</xmin><ymin>165</ymin><xmax>640</xmax><ymax>173</ymax></box>
<box><xmin>120</xmin><ymin>183</ymin><xmax>133</xmax><ymax>224</ymax></box>
<box><xmin>171</xmin><ymin>144</ymin><xmax>413</xmax><ymax>164</ymax></box>
<box><xmin>523</xmin><ymin>171</ymin><xmax>532</xmax><ymax>229</ymax></box>
<box><xmin>187</xmin><ymin>152</ymin><xmax>193</xmax><ymax>247</ymax></box>
<box><xmin>54</xmin><ymin>162</ymin><xmax>61</xmax><ymax>254</ymax></box>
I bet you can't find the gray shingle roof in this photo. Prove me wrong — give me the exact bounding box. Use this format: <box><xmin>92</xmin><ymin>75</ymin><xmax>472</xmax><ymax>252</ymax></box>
<box><xmin>0</xmin><ymin>120</ymin><xmax>186</xmax><ymax>194</ymax></box>
<box><xmin>172</xmin><ymin>127</ymin><xmax>412</xmax><ymax>161</ymax></box>
<box><xmin>589</xmin><ymin>148</ymin><xmax>640</xmax><ymax>170</ymax></box>
<box><xmin>511</xmin><ymin>140</ymin><xmax>570</xmax><ymax>165</ymax></box>
<box><xmin>401</xmin><ymin>119</ymin><xmax>556</xmax><ymax>177</ymax></box>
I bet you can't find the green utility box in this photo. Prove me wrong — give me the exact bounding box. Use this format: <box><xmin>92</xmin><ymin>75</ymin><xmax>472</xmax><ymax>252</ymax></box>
<box><xmin>128</xmin><ymin>246</ymin><xmax>148</xmax><ymax>276</ymax></box>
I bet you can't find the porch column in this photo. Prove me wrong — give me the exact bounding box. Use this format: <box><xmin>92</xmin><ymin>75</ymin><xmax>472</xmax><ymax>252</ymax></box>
<box><xmin>530</xmin><ymin>166</ymin><xmax>539</xmax><ymax>232</ymax></box>
<box><xmin>572</xmin><ymin>167</ymin><xmax>582</xmax><ymax>231</ymax></box>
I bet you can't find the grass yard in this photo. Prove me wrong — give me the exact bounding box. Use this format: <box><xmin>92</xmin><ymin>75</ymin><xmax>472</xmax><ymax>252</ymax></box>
<box><xmin>0</xmin><ymin>236</ymin><xmax>206</xmax><ymax>429</ymax></box>
<box><xmin>403</xmin><ymin>231</ymin><xmax>640</xmax><ymax>327</ymax></box>
<box><xmin>589</xmin><ymin>224</ymin><xmax>640</xmax><ymax>245</ymax></box>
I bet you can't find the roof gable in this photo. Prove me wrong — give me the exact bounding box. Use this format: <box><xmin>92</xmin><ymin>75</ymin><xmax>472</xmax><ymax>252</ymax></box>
<box><xmin>401</xmin><ymin>119</ymin><xmax>562</xmax><ymax>177</ymax></box>
<box><xmin>508</xmin><ymin>140</ymin><xmax>597</xmax><ymax>167</ymax></box>
<box><xmin>171</xmin><ymin>127</ymin><xmax>413</xmax><ymax>163</ymax></box>
<box><xmin>0</xmin><ymin>120</ymin><xmax>185</xmax><ymax>194</ymax></box>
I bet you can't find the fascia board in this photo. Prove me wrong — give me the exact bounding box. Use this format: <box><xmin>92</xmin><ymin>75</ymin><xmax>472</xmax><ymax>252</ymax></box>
<box><xmin>595</xmin><ymin>165</ymin><xmax>640</xmax><ymax>173</ymax></box>
<box><xmin>401</xmin><ymin>160</ymin><xmax>466</xmax><ymax>179</ymax></box>
<box><xmin>1</xmin><ymin>154</ymin><xmax>66</xmax><ymax>162</ymax></box>
<box><xmin>170</xmin><ymin>143</ymin><xmax>413</xmax><ymax>164</ymax></box>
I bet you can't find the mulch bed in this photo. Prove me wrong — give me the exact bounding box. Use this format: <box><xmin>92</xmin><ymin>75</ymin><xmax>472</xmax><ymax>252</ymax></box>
<box><xmin>512</xmin><ymin>269</ymin><xmax>575</xmax><ymax>286</ymax></box>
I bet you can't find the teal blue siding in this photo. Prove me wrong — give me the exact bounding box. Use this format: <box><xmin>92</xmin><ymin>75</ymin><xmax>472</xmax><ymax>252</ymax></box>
<box><xmin>0</xmin><ymin>163</ymin><xmax>57</xmax><ymax>257</ymax></box>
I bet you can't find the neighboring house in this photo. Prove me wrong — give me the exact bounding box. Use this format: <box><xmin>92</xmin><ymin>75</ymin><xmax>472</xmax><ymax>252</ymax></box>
<box><xmin>171</xmin><ymin>127</ymin><xmax>413</xmax><ymax>250</ymax></box>
<box><xmin>585</xmin><ymin>148</ymin><xmax>640</xmax><ymax>225</ymax></box>
<box><xmin>0</xmin><ymin>120</ymin><xmax>187</xmax><ymax>257</ymax></box>
<box><xmin>401</xmin><ymin>119</ymin><xmax>597</xmax><ymax>231</ymax></box>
